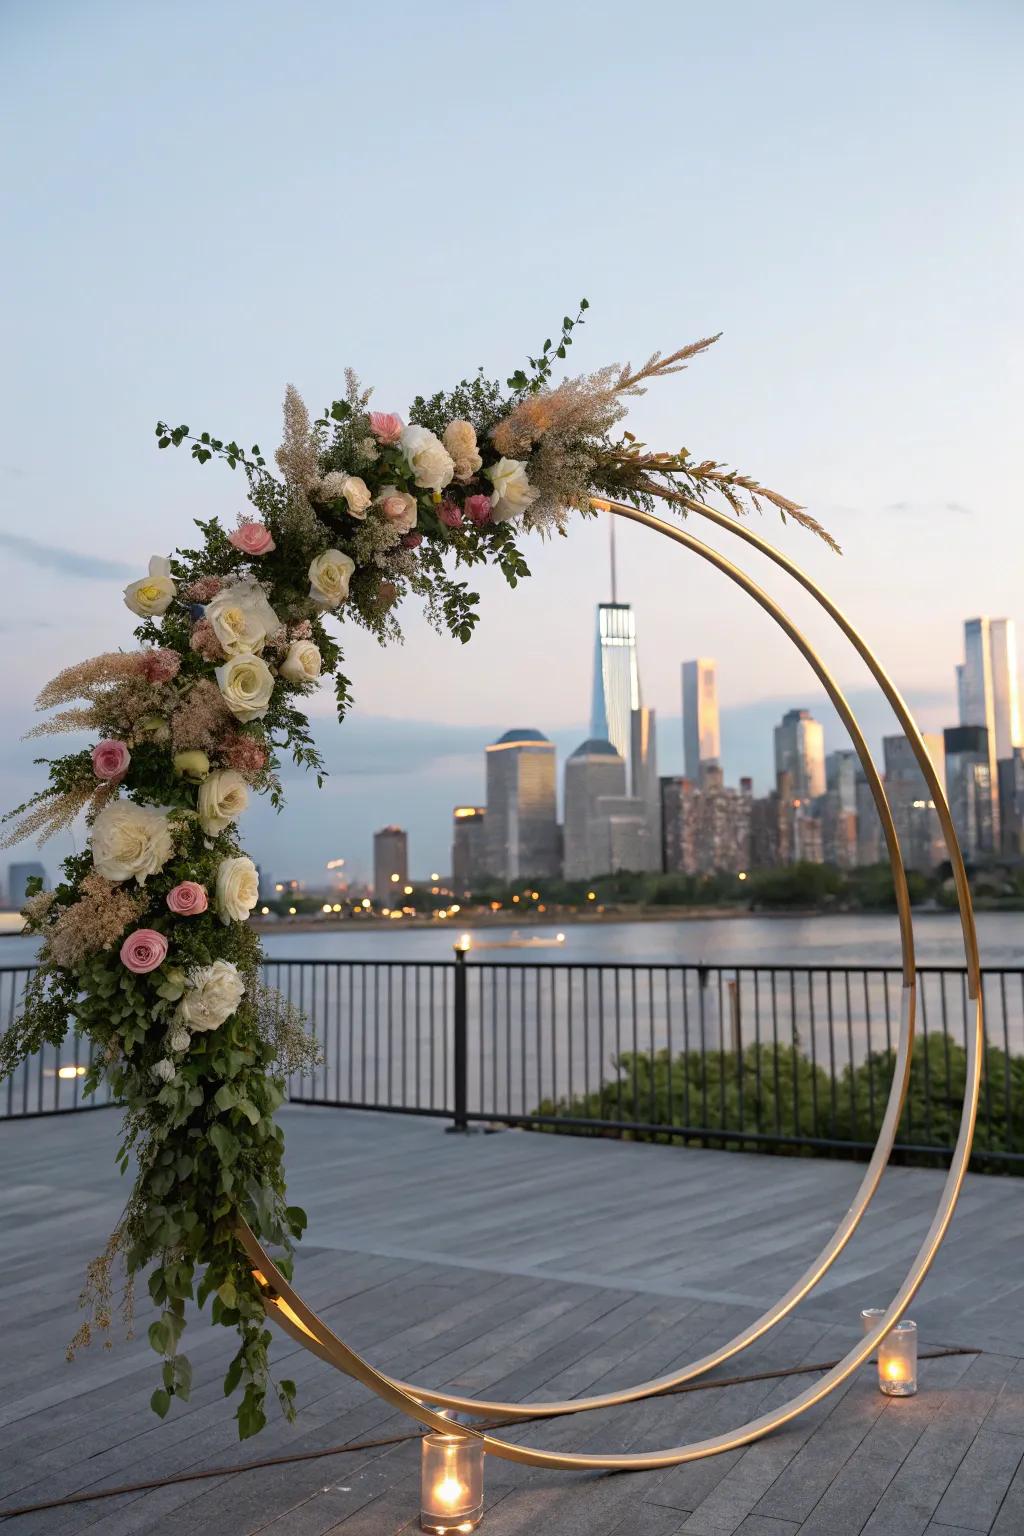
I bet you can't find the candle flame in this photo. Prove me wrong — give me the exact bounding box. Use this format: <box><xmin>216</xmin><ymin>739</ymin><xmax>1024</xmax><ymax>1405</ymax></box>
<box><xmin>434</xmin><ymin>1475</ymin><xmax>466</xmax><ymax>1508</ymax></box>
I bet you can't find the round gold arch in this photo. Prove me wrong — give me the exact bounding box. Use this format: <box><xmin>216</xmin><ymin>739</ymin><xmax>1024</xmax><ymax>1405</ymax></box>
<box><xmin>239</xmin><ymin>497</ymin><xmax>982</xmax><ymax>1469</ymax></box>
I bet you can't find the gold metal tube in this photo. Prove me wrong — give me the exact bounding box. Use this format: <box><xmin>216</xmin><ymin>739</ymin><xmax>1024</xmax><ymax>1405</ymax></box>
<box><xmin>240</xmin><ymin>500</ymin><xmax>981</xmax><ymax>1468</ymax></box>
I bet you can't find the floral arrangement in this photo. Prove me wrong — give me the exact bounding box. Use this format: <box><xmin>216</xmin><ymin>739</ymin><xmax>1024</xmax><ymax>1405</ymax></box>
<box><xmin>0</xmin><ymin>305</ymin><xmax>833</xmax><ymax>1441</ymax></box>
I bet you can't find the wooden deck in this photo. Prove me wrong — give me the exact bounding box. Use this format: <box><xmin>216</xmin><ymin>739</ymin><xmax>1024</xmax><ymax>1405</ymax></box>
<box><xmin>2</xmin><ymin>1106</ymin><xmax>1024</xmax><ymax>1535</ymax></box>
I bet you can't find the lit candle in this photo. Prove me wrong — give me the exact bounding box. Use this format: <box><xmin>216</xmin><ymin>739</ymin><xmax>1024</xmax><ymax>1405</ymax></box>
<box><xmin>420</xmin><ymin>1431</ymin><xmax>484</xmax><ymax>1533</ymax></box>
<box><xmin>877</xmin><ymin>1318</ymin><xmax>918</xmax><ymax>1396</ymax></box>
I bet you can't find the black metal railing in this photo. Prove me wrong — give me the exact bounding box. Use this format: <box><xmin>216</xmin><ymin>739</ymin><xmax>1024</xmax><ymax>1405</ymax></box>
<box><xmin>0</xmin><ymin>965</ymin><xmax>115</xmax><ymax>1118</ymax></box>
<box><xmin>3</xmin><ymin>958</ymin><xmax>1023</xmax><ymax>1168</ymax></box>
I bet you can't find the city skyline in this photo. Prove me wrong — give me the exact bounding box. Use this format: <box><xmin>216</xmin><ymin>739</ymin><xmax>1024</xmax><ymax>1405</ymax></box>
<box><xmin>246</xmin><ymin>613</ymin><xmax>1021</xmax><ymax>892</ymax></box>
<box><xmin>5</xmin><ymin>608</ymin><xmax>1019</xmax><ymax>896</ymax></box>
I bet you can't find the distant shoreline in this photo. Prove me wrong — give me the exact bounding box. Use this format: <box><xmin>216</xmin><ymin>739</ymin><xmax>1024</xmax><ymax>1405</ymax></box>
<box><xmin>0</xmin><ymin>901</ymin><xmax>1006</xmax><ymax>942</ymax></box>
<box><xmin>246</xmin><ymin>903</ymin><xmax>968</xmax><ymax>938</ymax></box>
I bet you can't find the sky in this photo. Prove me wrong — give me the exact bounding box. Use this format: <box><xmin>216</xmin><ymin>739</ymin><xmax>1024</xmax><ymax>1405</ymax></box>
<box><xmin>1</xmin><ymin>0</ymin><xmax>1021</xmax><ymax>885</ymax></box>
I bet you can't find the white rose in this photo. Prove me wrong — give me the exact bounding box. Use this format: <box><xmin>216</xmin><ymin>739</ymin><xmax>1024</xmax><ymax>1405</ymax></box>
<box><xmin>443</xmin><ymin>420</ymin><xmax>483</xmax><ymax>483</ymax></box>
<box><xmin>205</xmin><ymin>583</ymin><xmax>280</xmax><ymax>656</ymax></box>
<box><xmin>197</xmin><ymin>769</ymin><xmax>249</xmax><ymax>834</ymax></box>
<box><xmin>487</xmin><ymin>458</ymin><xmax>541</xmax><ymax>523</ymax></box>
<box><xmin>176</xmin><ymin>958</ymin><xmax>245</xmax><ymax>1033</ymax></box>
<box><xmin>152</xmin><ymin>1058</ymin><xmax>176</xmax><ymax>1084</ymax></box>
<box><xmin>279</xmin><ymin>639</ymin><xmax>322</xmax><ymax>683</ymax></box>
<box><xmin>169</xmin><ymin>1026</ymin><xmax>191</xmax><ymax>1053</ymax></box>
<box><xmin>376</xmin><ymin>485</ymin><xmax>418</xmax><ymax>533</ymax></box>
<box><xmin>308</xmin><ymin>548</ymin><xmax>356</xmax><ymax>609</ymax></box>
<box><xmin>124</xmin><ymin>556</ymin><xmax>176</xmax><ymax>618</ymax></box>
<box><xmin>399</xmin><ymin>424</ymin><xmax>455</xmax><ymax>491</ymax></box>
<box><xmin>215</xmin><ymin>854</ymin><xmax>259</xmax><ymax>924</ymax></box>
<box><xmin>215</xmin><ymin>654</ymin><xmax>275</xmax><ymax>721</ymax></box>
<box><xmin>320</xmin><ymin>472</ymin><xmax>372</xmax><ymax>519</ymax></box>
<box><xmin>91</xmin><ymin>801</ymin><xmax>173</xmax><ymax>884</ymax></box>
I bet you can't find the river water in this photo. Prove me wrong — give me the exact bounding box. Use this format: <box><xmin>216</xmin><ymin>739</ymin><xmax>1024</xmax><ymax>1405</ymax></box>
<box><xmin>2</xmin><ymin>909</ymin><xmax>1021</xmax><ymax>970</ymax></box>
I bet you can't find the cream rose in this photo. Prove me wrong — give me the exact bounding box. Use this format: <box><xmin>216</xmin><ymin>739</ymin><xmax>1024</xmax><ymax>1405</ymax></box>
<box><xmin>376</xmin><ymin>485</ymin><xmax>418</xmax><ymax>533</ymax></box>
<box><xmin>279</xmin><ymin>639</ymin><xmax>322</xmax><ymax>683</ymax></box>
<box><xmin>443</xmin><ymin>420</ymin><xmax>483</xmax><ymax>483</ymax></box>
<box><xmin>124</xmin><ymin>556</ymin><xmax>176</xmax><ymax>618</ymax></box>
<box><xmin>197</xmin><ymin>769</ymin><xmax>249</xmax><ymax>835</ymax></box>
<box><xmin>215</xmin><ymin>854</ymin><xmax>259</xmax><ymax>924</ymax></box>
<box><xmin>399</xmin><ymin>424</ymin><xmax>455</xmax><ymax>491</ymax></box>
<box><xmin>308</xmin><ymin>548</ymin><xmax>356</xmax><ymax>609</ymax></box>
<box><xmin>215</xmin><ymin>654</ymin><xmax>275</xmax><ymax>721</ymax></box>
<box><xmin>176</xmin><ymin>958</ymin><xmax>245</xmax><ymax>1033</ymax></box>
<box><xmin>90</xmin><ymin>801</ymin><xmax>173</xmax><ymax>884</ymax></box>
<box><xmin>168</xmin><ymin>1026</ymin><xmax>191</xmax><ymax>1053</ymax></box>
<box><xmin>488</xmin><ymin>457</ymin><xmax>541</xmax><ymax>523</ymax></box>
<box><xmin>320</xmin><ymin>471</ymin><xmax>372</xmax><ymax>519</ymax></box>
<box><xmin>152</xmin><ymin>1058</ymin><xmax>176</xmax><ymax>1084</ymax></box>
<box><xmin>205</xmin><ymin>582</ymin><xmax>280</xmax><ymax>656</ymax></box>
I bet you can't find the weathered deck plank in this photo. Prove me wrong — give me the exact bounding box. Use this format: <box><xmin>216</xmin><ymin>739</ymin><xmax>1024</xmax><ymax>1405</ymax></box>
<box><xmin>0</xmin><ymin>1106</ymin><xmax>1021</xmax><ymax>1535</ymax></box>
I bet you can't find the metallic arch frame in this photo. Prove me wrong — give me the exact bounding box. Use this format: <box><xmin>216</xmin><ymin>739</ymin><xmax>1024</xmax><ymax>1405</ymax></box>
<box><xmin>240</xmin><ymin>496</ymin><xmax>982</xmax><ymax>1470</ymax></box>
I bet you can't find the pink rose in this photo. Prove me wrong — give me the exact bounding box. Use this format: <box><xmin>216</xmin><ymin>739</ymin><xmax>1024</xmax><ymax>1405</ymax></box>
<box><xmin>377</xmin><ymin>485</ymin><xmax>418</xmax><ymax>533</ymax></box>
<box><xmin>464</xmin><ymin>494</ymin><xmax>493</xmax><ymax>527</ymax></box>
<box><xmin>166</xmin><ymin>881</ymin><xmax>208</xmax><ymax>916</ymax></box>
<box><xmin>368</xmin><ymin>412</ymin><xmax>403</xmax><ymax>445</ymax></box>
<box><xmin>229</xmin><ymin>521</ymin><xmax>276</xmax><ymax>557</ymax></box>
<box><xmin>438</xmin><ymin>500</ymin><xmax>463</xmax><ymax>529</ymax></box>
<box><xmin>92</xmin><ymin>739</ymin><xmax>131</xmax><ymax>781</ymax></box>
<box><xmin>120</xmin><ymin>929</ymin><xmax>169</xmax><ymax>974</ymax></box>
<box><xmin>401</xmin><ymin>532</ymin><xmax>423</xmax><ymax>548</ymax></box>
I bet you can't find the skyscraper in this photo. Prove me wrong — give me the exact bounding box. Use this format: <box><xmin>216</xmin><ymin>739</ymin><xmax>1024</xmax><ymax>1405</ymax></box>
<box><xmin>451</xmin><ymin>807</ymin><xmax>487</xmax><ymax>894</ymax></box>
<box><xmin>825</xmin><ymin>750</ymin><xmax>858</xmax><ymax>813</ymax></box>
<box><xmin>591</xmin><ymin>603</ymin><xmax>641</xmax><ymax>766</ymax></box>
<box><xmin>660</xmin><ymin>769</ymin><xmax>752</xmax><ymax>875</ymax></box>
<box><xmin>629</xmin><ymin>706</ymin><xmax>661</xmax><ymax>871</ymax></box>
<box><xmin>883</xmin><ymin>733</ymin><xmax>946</xmax><ymax>872</ymax></box>
<box><xmin>681</xmin><ymin>659</ymin><xmax>720</xmax><ymax>781</ymax></box>
<box><xmin>563</xmin><ymin>739</ymin><xmax>628</xmax><ymax>879</ymax></box>
<box><xmin>773</xmin><ymin>709</ymin><xmax>825</xmax><ymax>801</ymax></box>
<box><xmin>958</xmin><ymin>617</ymin><xmax>1023</xmax><ymax>848</ymax></box>
<box><xmin>484</xmin><ymin>729</ymin><xmax>560</xmax><ymax>883</ymax></box>
<box><xmin>373</xmin><ymin>827</ymin><xmax>408</xmax><ymax>898</ymax></box>
<box><xmin>960</xmin><ymin>618</ymin><xmax>1022</xmax><ymax>759</ymax></box>
<box><xmin>6</xmin><ymin>862</ymin><xmax>46</xmax><ymax>908</ymax></box>
<box><xmin>943</xmin><ymin>726</ymin><xmax>994</xmax><ymax>861</ymax></box>
<box><xmin>998</xmin><ymin>750</ymin><xmax>1024</xmax><ymax>857</ymax></box>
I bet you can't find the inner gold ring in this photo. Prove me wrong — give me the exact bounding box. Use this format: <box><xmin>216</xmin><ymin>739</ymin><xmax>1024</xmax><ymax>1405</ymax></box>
<box><xmin>240</xmin><ymin>497</ymin><xmax>981</xmax><ymax>1467</ymax></box>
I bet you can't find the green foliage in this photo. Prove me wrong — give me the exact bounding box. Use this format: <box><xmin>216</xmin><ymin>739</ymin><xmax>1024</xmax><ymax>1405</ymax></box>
<box><xmin>533</xmin><ymin>1033</ymin><xmax>1024</xmax><ymax>1169</ymax></box>
<box><xmin>409</xmin><ymin>370</ymin><xmax>510</xmax><ymax>440</ymax></box>
<box><xmin>507</xmin><ymin>299</ymin><xmax>589</xmax><ymax>392</ymax></box>
<box><xmin>156</xmin><ymin>422</ymin><xmax>269</xmax><ymax>478</ymax></box>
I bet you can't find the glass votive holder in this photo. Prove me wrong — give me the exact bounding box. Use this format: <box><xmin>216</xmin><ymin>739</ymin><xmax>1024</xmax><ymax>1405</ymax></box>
<box><xmin>420</xmin><ymin>1431</ymin><xmax>484</xmax><ymax>1533</ymax></box>
<box><xmin>877</xmin><ymin>1319</ymin><xmax>918</xmax><ymax>1396</ymax></box>
<box><xmin>860</xmin><ymin>1307</ymin><xmax>885</xmax><ymax>1336</ymax></box>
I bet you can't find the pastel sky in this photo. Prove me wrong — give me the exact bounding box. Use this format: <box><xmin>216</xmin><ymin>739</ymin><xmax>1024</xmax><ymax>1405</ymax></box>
<box><xmin>1</xmin><ymin>0</ymin><xmax>1021</xmax><ymax>885</ymax></box>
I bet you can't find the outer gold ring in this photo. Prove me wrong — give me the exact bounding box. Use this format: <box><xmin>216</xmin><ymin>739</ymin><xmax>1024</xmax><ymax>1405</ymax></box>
<box><xmin>242</xmin><ymin>500</ymin><xmax>982</xmax><ymax>1468</ymax></box>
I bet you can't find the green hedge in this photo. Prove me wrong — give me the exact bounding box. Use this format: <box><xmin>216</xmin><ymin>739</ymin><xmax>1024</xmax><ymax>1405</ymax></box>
<box><xmin>532</xmin><ymin>1033</ymin><xmax>1024</xmax><ymax>1169</ymax></box>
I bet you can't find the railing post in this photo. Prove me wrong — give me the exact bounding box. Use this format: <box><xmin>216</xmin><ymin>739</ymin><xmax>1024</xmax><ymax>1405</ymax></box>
<box><xmin>449</xmin><ymin>945</ymin><xmax>469</xmax><ymax>1133</ymax></box>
